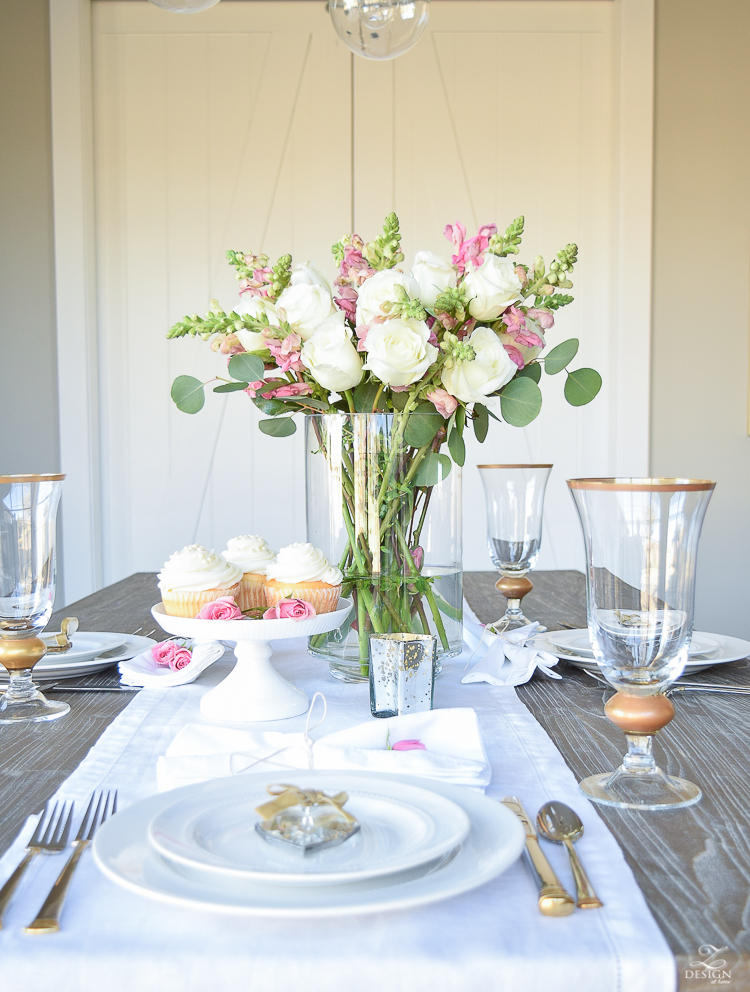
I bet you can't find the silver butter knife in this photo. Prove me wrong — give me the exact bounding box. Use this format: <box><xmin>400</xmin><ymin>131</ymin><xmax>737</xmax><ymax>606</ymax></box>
<box><xmin>501</xmin><ymin>796</ymin><xmax>575</xmax><ymax>917</ymax></box>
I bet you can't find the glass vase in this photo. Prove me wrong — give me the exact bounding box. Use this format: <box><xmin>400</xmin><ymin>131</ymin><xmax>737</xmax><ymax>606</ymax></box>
<box><xmin>305</xmin><ymin>413</ymin><xmax>462</xmax><ymax>682</ymax></box>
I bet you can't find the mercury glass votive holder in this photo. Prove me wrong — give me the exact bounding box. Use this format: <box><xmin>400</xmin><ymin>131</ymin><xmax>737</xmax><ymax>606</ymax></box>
<box><xmin>369</xmin><ymin>633</ymin><xmax>436</xmax><ymax>718</ymax></box>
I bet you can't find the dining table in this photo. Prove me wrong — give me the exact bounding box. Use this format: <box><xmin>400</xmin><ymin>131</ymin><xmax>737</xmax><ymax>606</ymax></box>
<box><xmin>1</xmin><ymin>569</ymin><xmax>749</xmax><ymax>992</ymax></box>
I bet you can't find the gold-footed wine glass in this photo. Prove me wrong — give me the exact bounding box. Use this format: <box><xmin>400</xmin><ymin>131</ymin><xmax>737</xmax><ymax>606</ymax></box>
<box><xmin>478</xmin><ymin>464</ymin><xmax>552</xmax><ymax>630</ymax></box>
<box><xmin>0</xmin><ymin>474</ymin><xmax>69</xmax><ymax>724</ymax></box>
<box><xmin>568</xmin><ymin>477</ymin><xmax>715</xmax><ymax>810</ymax></box>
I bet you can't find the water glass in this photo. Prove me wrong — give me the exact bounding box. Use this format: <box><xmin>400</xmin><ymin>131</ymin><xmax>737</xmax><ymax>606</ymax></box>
<box><xmin>478</xmin><ymin>464</ymin><xmax>552</xmax><ymax>629</ymax></box>
<box><xmin>568</xmin><ymin>477</ymin><xmax>714</xmax><ymax>810</ymax></box>
<box><xmin>0</xmin><ymin>474</ymin><xmax>69</xmax><ymax>723</ymax></box>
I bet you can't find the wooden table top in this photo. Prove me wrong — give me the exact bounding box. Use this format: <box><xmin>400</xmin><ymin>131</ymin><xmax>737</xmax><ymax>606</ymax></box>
<box><xmin>2</xmin><ymin>570</ymin><xmax>749</xmax><ymax>991</ymax></box>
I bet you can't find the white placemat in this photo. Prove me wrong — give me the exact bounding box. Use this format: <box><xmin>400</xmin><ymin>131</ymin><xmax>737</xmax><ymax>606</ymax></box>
<box><xmin>0</xmin><ymin>606</ymin><xmax>675</xmax><ymax>992</ymax></box>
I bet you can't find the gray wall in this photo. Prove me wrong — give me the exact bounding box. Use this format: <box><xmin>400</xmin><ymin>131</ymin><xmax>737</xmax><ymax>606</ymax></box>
<box><xmin>651</xmin><ymin>0</ymin><xmax>750</xmax><ymax>637</ymax></box>
<box><xmin>0</xmin><ymin>0</ymin><xmax>63</xmax><ymax>598</ymax></box>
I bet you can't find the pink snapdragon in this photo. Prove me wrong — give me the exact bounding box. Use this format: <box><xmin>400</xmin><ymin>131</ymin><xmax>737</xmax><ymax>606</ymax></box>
<box><xmin>503</xmin><ymin>343</ymin><xmax>525</xmax><ymax>369</ymax></box>
<box><xmin>244</xmin><ymin>380</ymin><xmax>266</xmax><ymax>399</ymax></box>
<box><xmin>391</xmin><ymin>740</ymin><xmax>427</xmax><ymax>751</ymax></box>
<box><xmin>210</xmin><ymin>333</ymin><xmax>245</xmax><ymax>356</ymax></box>
<box><xmin>526</xmin><ymin>307</ymin><xmax>555</xmax><ymax>330</ymax></box>
<box><xmin>263</xmin><ymin>599</ymin><xmax>317</xmax><ymax>621</ymax></box>
<box><xmin>265</xmin><ymin>333</ymin><xmax>304</xmax><ymax>374</ymax></box>
<box><xmin>268</xmin><ymin>382</ymin><xmax>313</xmax><ymax>399</ymax></box>
<box><xmin>238</xmin><ymin>255</ymin><xmax>273</xmax><ymax>298</ymax></box>
<box><xmin>426</xmin><ymin>388</ymin><xmax>458</xmax><ymax>420</ymax></box>
<box><xmin>196</xmin><ymin>596</ymin><xmax>244</xmax><ymax>621</ymax></box>
<box><xmin>501</xmin><ymin>306</ymin><xmax>545</xmax><ymax>349</ymax></box>
<box><xmin>336</xmin><ymin>236</ymin><xmax>376</xmax><ymax>288</ymax></box>
<box><xmin>334</xmin><ymin>285</ymin><xmax>358</xmax><ymax>322</ymax></box>
<box><xmin>444</xmin><ymin>222</ymin><xmax>497</xmax><ymax>274</ymax></box>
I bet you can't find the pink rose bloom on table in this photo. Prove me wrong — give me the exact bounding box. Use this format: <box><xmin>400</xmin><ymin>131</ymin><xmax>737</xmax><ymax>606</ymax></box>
<box><xmin>263</xmin><ymin>599</ymin><xmax>317</xmax><ymax>621</ymax></box>
<box><xmin>196</xmin><ymin>597</ymin><xmax>244</xmax><ymax>621</ymax></box>
<box><xmin>170</xmin><ymin>648</ymin><xmax>193</xmax><ymax>672</ymax></box>
<box><xmin>391</xmin><ymin>740</ymin><xmax>427</xmax><ymax>751</ymax></box>
<box><xmin>151</xmin><ymin>641</ymin><xmax>177</xmax><ymax>666</ymax></box>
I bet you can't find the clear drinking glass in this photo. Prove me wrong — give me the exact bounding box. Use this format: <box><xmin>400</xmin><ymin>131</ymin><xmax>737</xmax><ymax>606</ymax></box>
<box><xmin>478</xmin><ymin>464</ymin><xmax>552</xmax><ymax>630</ymax></box>
<box><xmin>568</xmin><ymin>478</ymin><xmax>715</xmax><ymax>810</ymax></box>
<box><xmin>0</xmin><ymin>474</ymin><xmax>69</xmax><ymax>723</ymax></box>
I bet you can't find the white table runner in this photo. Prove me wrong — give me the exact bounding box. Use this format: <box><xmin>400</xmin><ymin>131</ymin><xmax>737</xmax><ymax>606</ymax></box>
<box><xmin>0</xmin><ymin>626</ymin><xmax>675</xmax><ymax>992</ymax></box>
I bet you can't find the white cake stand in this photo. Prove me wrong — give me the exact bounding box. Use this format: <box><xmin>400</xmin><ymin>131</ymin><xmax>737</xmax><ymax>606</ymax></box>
<box><xmin>151</xmin><ymin>600</ymin><xmax>352</xmax><ymax>723</ymax></box>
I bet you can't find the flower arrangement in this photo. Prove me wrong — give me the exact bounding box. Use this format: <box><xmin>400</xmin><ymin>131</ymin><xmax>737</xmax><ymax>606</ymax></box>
<box><xmin>168</xmin><ymin>215</ymin><xmax>600</xmax><ymax>676</ymax></box>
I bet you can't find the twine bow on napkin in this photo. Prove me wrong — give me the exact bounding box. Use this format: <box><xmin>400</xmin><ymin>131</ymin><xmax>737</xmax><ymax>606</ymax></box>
<box><xmin>255</xmin><ymin>784</ymin><xmax>356</xmax><ymax>824</ymax></box>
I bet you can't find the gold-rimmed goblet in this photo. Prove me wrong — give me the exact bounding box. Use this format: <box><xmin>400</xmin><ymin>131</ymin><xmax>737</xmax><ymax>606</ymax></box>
<box><xmin>478</xmin><ymin>464</ymin><xmax>552</xmax><ymax>630</ymax></box>
<box><xmin>0</xmin><ymin>473</ymin><xmax>69</xmax><ymax>723</ymax></box>
<box><xmin>568</xmin><ymin>477</ymin><xmax>714</xmax><ymax>810</ymax></box>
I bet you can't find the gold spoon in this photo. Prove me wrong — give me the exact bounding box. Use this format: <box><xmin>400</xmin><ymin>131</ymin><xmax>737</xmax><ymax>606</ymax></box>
<box><xmin>536</xmin><ymin>801</ymin><xmax>604</xmax><ymax>909</ymax></box>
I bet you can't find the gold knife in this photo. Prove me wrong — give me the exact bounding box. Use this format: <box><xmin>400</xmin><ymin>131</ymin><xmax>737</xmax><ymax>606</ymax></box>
<box><xmin>502</xmin><ymin>796</ymin><xmax>575</xmax><ymax>917</ymax></box>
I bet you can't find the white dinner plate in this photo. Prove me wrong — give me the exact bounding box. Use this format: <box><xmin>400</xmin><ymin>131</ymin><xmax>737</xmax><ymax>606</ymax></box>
<box><xmin>0</xmin><ymin>633</ymin><xmax>157</xmax><ymax>682</ymax></box>
<box><xmin>547</xmin><ymin>628</ymin><xmax>719</xmax><ymax>660</ymax></box>
<box><xmin>93</xmin><ymin>771</ymin><xmax>525</xmax><ymax>918</ymax></box>
<box><xmin>149</xmin><ymin>775</ymin><xmax>471</xmax><ymax>887</ymax></box>
<box><xmin>536</xmin><ymin>631</ymin><xmax>750</xmax><ymax>676</ymax></box>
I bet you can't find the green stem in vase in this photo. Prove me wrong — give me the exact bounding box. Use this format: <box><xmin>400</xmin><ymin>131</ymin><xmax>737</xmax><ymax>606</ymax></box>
<box><xmin>394</xmin><ymin>519</ymin><xmax>449</xmax><ymax>651</ymax></box>
<box><xmin>356</xmin><ymin>586</ymin><xmax>369</xmax><ymax>676</ymax></box>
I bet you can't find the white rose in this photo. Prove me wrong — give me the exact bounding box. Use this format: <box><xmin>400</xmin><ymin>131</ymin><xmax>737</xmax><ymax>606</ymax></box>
<box><xmin>355</xmin><ymin>269</ymin><xmax>420</xmax><ymax>327</ymax></box>
<box><xmin>463</xmin><ymin>254</ymin><xmax>523</xmax><ymax>320</ymax></box>
<box><xmin>441</xmin><ymin>326</ymin><xmax>517</xmax><ymax>403</ymax></box>
<box><xmin>276</xmin><ymin>283</ymin><xmax>335</xmax><ymax>341</ymax></box>
<box><xmin>233</xmin><ymin>297</ymin><xmax>278</xmax><ymax>354</ymax></box>
<box><xmin>363</xmin><ymin>317</ymin><xmax>438</xmax><ymax>388</ymax></box>
<box><xmin>411</xmin><ymin>252</ymin><xmax>457</xmax><ymax>308</ymax></box>
<box><xmin>290</xmin><ymin>262</ymin><xmax>331</xmax><ymax>291</ymax></box>
<box><xmin>301</xmin><ymin>312</ymin><xmax>364</xmax><ymax>392</ymax></box>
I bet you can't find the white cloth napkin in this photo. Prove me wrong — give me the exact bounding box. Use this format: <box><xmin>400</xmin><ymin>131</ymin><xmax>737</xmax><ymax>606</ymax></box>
<box><xmin>461</xmin><ymin>616</ymin><xmax>561</xmax><ymax>686</ymax></box>
<box><xmin>156</xmin><ymin>706</ymin><xmax>491</xmax><ymax>792</ymax></box>
<box><xmin>119</xmin><ymin>640</ymin><xmax>225</xmax><ymax>688</ymax></box>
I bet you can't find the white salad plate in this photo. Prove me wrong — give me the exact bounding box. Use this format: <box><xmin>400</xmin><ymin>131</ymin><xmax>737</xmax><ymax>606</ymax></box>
<box><xmin>94</xmin><ymin>771</ymin><xmax>525</xmax><ymax>918</ymax></box>
<box><xmin>547</xmin><ymin>628</ymin><xmax>720</xmax><ymax>660</ymax></box>
<box><xmin>0</xmin><ymin>633</ymin><xmax>155</xmax><ymax>682</ymax></box>
<box><xmin>149</xmin><ymin>774</ymin><xmax>471</xmax><ymax>887</ymax></box>
<box><xmin>536</xmin><ymin>630</ymin><xmax>750</xmax><ymax>675</ymax></box>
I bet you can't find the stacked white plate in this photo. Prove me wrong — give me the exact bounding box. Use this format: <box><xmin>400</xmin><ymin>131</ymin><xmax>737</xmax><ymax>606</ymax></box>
<box><xmin>536</xmin><ymin>628</ymin><xmax>750</xmax><ymax>676</ymax></box>
<box><xmin>93</xmin><ymin>770</ymin><xmax>526</xmax><ymax>917</ymax></box>
<box><xmin>0</xmin><ymin>633</ymin><xmax>157</xmax><ymax>682</ymax></box>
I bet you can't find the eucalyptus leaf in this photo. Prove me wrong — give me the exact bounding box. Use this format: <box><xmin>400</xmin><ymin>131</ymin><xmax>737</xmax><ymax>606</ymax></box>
<box><xmin>171</xmin><ymin>375</ymin><xmax>205</xmax><ymax>414</ymax></box>
<box><xmin>499</xmin><ymin>377</ymin><xmax>543</xmax><ymax>427</ymax></box>
<box><xmin>213</xmin><ymin>381</ymin><xmax>248</xmax><ymax>393</ymax></box>
<box><xmin>543</xmin><ymin>338</ymin><xmax>579</xmax><ymax>375</ymax></box>
<box><xmin>448</xmin><ymin>427</ymin><xmax>466</xmax><ymax>467</ymax></box>
<box><xmin>228</xmin><ymin>352</ymin><xmax>265</xmax><ymax>383</ymax></box>
<box><xmin>253</xmin><ymin>397</ymin><xmax>289</xmax><ymax>417</ymax></box>
<box><xmin>258</xmin><ymin>417</ymin><xmax>297</xmax><ymax>437</ymax></box>
<box><xmin>391</xmin><ymin>390</ymin><xmax>410</xmax><ymax>411</ymax></box>
<box><xmin>295</xmin><ymin>397</ymin><xmax>330</xmax><ymax>411</ymax></box>
<box><xmin>517</xmin><ymin>362</ymin><xmax>542</xmax><ymax>383</ymax></box>
<box><xmin>456</xmin><ymin>405</ymin><xmax>466</xmax><ymax>434</ymax></box>
<box><xmin>353</xmin><ymin>381</ymin><xmax>385</xmax><ymax>412</ymax></box>
<box><xmin>473</xmin><ymin>403</ymin><xmax>489</xmax><ymax>443</ymax></box>
<box><xmin>414</xmin><ymin>452</ymin><xmax>452</xmax><ymax>487</ymax></box>
<box><xmin>404</xmin><ymin>402</ymin><xmax>443</xmax><ymax>447</ymax></box>
<box><xmin>564</xmin><ymin>368</ymin><xmax>602</xmax><ymax>406</ymax></box>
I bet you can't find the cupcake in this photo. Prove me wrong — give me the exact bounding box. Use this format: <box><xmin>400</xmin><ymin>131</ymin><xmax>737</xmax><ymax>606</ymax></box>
<box><xmin>223</xmin><ymin>535</ymin><xmax>277</xmax><ymax>611</ymax></box>
<box><xmin>158</xmin><ymin>545</ymin><xmax>242</xmax><ymax>618</ymax></box>
<box><xmin>264</xmin><ymin>543</ymin><xmax>342</xmax><ymax>615</ymax></box>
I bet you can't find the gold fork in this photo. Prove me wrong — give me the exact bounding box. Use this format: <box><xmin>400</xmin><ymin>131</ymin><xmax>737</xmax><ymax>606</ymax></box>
<box><xmin>24</xmin><ymin>791</ymin><xmax>117</xmax><ymax>934</ymax></box>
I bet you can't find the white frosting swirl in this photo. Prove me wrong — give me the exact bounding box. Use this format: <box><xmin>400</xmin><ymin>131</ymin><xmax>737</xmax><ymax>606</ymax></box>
<box><xmin>223</xmin><ymin>535</ymin><xmax>277</xmax><ymax>575</ymax></box>
<box><xmin>265</xmin><ymin>543</ymin><xmax>342</xmax><ymax>586</ymax></box>
<box><xmin>158</xmin><ymin>545</ymin><xmax>242</xmax><ymax>593</ymax></box>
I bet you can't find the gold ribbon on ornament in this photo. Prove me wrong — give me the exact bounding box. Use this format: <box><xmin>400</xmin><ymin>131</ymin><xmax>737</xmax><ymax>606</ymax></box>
<box><xmin>254</xmin><ymin>784</ymin><xmax>356</xmax><ymax>824</ymax></box>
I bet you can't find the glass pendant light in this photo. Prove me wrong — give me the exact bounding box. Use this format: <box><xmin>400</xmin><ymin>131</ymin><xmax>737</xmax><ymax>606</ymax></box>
<box><xmin>147</xmin><ymin>0</ymin><xmax>221</xmax><ymax>13</ymax></box>
<box><xmin>329</xmin><ymin>0</ymin><xmax>430</xmax><ymax>61</ymax></box>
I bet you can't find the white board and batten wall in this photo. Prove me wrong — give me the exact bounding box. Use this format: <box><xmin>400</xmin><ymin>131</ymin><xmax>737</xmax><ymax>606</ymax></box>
<box><xmin>51</xmin><ymin>0</ymin><xmax>654</xmax><ymax>602</ymax></box>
